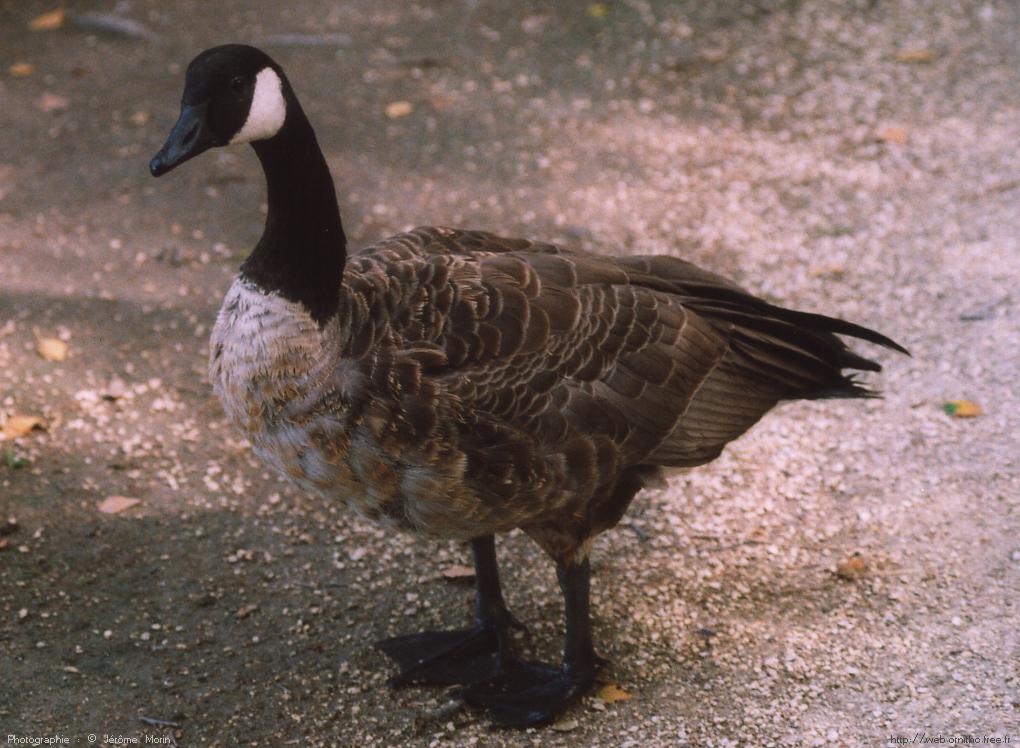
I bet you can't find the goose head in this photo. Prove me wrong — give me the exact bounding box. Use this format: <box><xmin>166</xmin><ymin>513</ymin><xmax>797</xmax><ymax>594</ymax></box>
<box><xmin>150</xmin><ymin>44</ymin><xmax>290</xmax><ymax>176</ymax></box>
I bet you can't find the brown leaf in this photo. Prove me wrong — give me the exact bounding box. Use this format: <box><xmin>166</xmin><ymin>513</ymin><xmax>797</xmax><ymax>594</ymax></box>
<box><xmin>235</xmin><ymin>603</ymin><xmax>259</xmax><ymax>619</ymax></box>
<box><xmin>895</xmin><ymin>48</ymin><xmax>936</xmax><ymax>64</ymax></box>
<box><xmin>597</xmin><ymin>683</ymin><xmax>632</xmax><ymax>703</ymax></box>
<box><xmin>385</xmin><ymin>100</ymin><xmax>413</xmax><ymax>119</ymax></box>
<box><xmin>36</xmin><ymin>337</ymin><xmax>68</xmax><ymax>361</ymax></box>
<box><xmin>36</xmin><ymin>92</ymin><xmax>70</xmax><ymax>114</ymax></box>
<box><xmin>0</xmin><ymin>165</ymin><xmax>13</xmax><ymax>202</ymax></box>
<box><xmin>875</xmin><ymin>126</ymin><xmax>908</xmax><ymax>145</ymax></box>
<box><xmin>9</xmin><ymin>62</ymin><xmax>35</xmax><ymax>78</ymax></box>
<box><xmin>440</xmin><ymin>564</ymin><xmax>476</xmax><ymax>581</ymax></box>
<box><xmin>28</xmin><ymin>8</ymin><xmax>66</xmax><ymax>32</ymax></box>
<box><xmin>429</xmin><ymin>94</ymin><xmax>454</xmax><ymax>112</ymax></box>
<box><xmin>97</xmin><ymin>496</ymin><xmax>141</xmax><ymax>514</ymax></box>
<box><xmin>943</xmin><ymin>400</ymin><xmax>982</xmax><ymax>418</ymax></box>
<box><xmin>551</xmin><ymin>718</ymin><xmax>579</xmax><ymax>732</ymax></box>
<box><xmin>835</xmin><ymin>553</ymin><xmax>868</xmax><ymax>580</ymax></box>
<box><xmin>521</xmin><ymin>14</ymin><xmax>549</xmax><ymax>34</ymax></box>
<box><xmin>810</xmin><ymin>263</ymin><xmax>847</xmax><ymax>279</ymax></box>
<box><xmin>3</xmin><ymin>415</ymin><xmax>45</xmax><ymax>439</ymax></box>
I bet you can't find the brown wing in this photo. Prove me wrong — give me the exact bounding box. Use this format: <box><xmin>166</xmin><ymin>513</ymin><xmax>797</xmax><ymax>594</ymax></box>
<box><xmin>343</xmin><ymin>226</ymin><xmax>904</xmax><ymax>472</ymax></box>
<box><xmin>343</xmin><ymin>228</ymin><xmax>727</xmax><ymax>465</ymax></box>
<box><xmin>324</xmin><ymin>226</ymin><xmax>905</xmax><ymax>545</ymax></box>
<box><xmin>607</xmin><ymin>254</ymin><xmax>907</xmax><ymax>465</ymax></box>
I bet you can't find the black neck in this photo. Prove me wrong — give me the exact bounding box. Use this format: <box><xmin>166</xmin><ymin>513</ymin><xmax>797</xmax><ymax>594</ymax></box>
<box><xmin>240</xmin><ymin>96</ymin><xmax>346</xmax><ymax>324</ymax></box>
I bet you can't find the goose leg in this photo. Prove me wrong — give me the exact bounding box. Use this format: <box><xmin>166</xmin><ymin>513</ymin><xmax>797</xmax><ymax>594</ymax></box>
<box><xmin>458</xmin><ymin>555</ymin><xmax>601</xmax><ymax>727</ymax></box>
<box><xmin>376</xmin><ymin>535</ymin><xmax>521</xmax><ymax>686</ymax></box>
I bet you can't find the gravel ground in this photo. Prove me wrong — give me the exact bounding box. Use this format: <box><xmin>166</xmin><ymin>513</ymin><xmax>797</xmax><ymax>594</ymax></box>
<box><xmin>1</xmin><ymin>1</ymin><xmax>1018</xmax><ymax>746</ymax></box>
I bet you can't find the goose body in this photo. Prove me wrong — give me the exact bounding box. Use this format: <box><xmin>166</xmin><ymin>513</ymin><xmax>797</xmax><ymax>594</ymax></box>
<box><xmin>153</xmin><ymin>45</ymin><xmax>907</xmax><ymax>727</ymax></box>
<box><xmin>210</xmin><ymin>227</ymin><xmax>901</xmax><ymax>554</ymax></box>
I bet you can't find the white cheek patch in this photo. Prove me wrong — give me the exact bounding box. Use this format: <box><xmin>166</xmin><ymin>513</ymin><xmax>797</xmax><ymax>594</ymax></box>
<box><xmin>230</xmin><ymin>67</ymin><xmax>287</xmax><ymax>144</ymax></box>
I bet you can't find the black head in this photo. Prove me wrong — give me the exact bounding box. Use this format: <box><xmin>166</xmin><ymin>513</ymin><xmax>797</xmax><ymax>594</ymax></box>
<box><xmin>150</xmin><ymin>45</ymin><xmax>289</xmax><ymax>177</ymax></box>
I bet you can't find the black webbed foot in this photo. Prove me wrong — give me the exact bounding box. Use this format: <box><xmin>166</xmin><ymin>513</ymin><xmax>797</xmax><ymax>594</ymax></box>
<box><xmin>458</xmin><ymin>661</ymin><xmax>597</xmax><ymax>727</ymax></box>
<box><xmin>376</xmin><ymin>623</ymin><xmax>509</xmax><ymax>686</ymax></box>
<box><xmin>376</xmin><ymin>537</ymin><xmax>605</xmax><ymax>729</ymax></box>
<box><xmin>458</xmin><ymin>553</ymin><xmax>603</xmax><ymax>727</ymax></box>
<box><xmin>377</xmin><ymin>535</ymin><xmax>522</xmax><ymax>687</ymax></box>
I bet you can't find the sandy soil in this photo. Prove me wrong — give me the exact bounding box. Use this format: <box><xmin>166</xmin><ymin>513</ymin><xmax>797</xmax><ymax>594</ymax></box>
<box><xmin>1</xmin><ymin>1</ymin><xmax>1018</xmax><ymax>746</ymax></box>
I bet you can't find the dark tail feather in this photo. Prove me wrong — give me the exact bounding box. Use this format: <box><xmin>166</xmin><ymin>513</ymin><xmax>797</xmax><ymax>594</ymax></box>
<box><xmin>702</xmin><ymin>301</ymin><xmax>908</xmax><ymax>402</ymax></box>
<box><xmin>617</xmin><ymin>261</ymin><xmax>910</xmax><ymax>360</ymax></box>
<box><xmin>670</xmin><ymin>282</ymin><xmax>911</xmax><ymax>359</ymax></box>
<box><xmin>616</xmin><ymin>254</ymin><xmax>909</xmax><ymax>399</ymax></box>
<box><xmin>764</xmin><ymin>305</ymin><xmax>911</xmax><ymax>357</ymax></box>
<box><xmin>797</xmin><ymin>375</ymin><xmax>883</xmax><ymax>401</ymax></box>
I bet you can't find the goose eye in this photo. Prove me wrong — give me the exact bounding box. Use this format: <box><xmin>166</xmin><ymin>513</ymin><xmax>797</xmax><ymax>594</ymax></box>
<box><xmin>230</xmin><ymin>76</ymin><xmax>245</xmax><ymax>94</ymax></box>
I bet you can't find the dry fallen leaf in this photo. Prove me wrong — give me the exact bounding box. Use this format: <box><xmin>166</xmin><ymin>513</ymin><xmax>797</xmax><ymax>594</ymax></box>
<box><xmin>36</xmin><ymin>92</ymin><xmax>71</xmax><ymax>114</ymax></box>
<box><xmin>235</xmin><ymin>603</ymin><xmax>259</xmax><ymax>619</ymax></box>
<box><xmin>440</xmin><ymin>564</ymin><xmax>476</xmax><ymax>581</ymax></box>
<box><xmin>129</xmin><ymin>110</ymin><xmax>150</xmax><ymax>127</ymax></box>
<box><xmin>3</xmin><ymin>415</ymin><xmax>45</xmax><ymax>439</ymax></box>
<box><xmin>835</xmin><ymin>553</ymin><xmax>868</xmax><ymax>580</ymax></box>
<box><xmin>385</xmin><ymin>100</ymin><xmax>414</xmax><ymax>119</ymax></box>
<box><xmin>701</xmin><ymin>48</ymin><xmax>728</xmax><ymax>64</ymax></box>
<box><xmin>429</xmin><ymin>94</ymin><xmax>454</xmax><ymax>112</ymax></box>
<box><xmin>97</xmin><ymin>496</ymin><xmax>141</xmax><ymax>514</ymax></box>
<box><xmin>551</xmin><ymin>718</ymin><xmax>579</xmax><ymax>732</ymax></box>
<box><xmin>9</xmin><ymin>62</ymin><xmax>34</xmax><ymax>78</ymax></box>
<box><xmin>37</xmin><ymin>337</ymin><xmax>68</xmax><ymax>361</ymax></box>
<box><xmin>520</xmin><ymin>14</ymin><xmax>548</xmax><ymax>34</ymax></box>
<box><xmin>597</xmin><ymin>683</ymin><xmax>632</xmax><ymax>703</ymax></box>
<box><xmin>28</xmin><ymin>8</ymin><xmax>66</xmax><ymax>32</ymax></box>
<box><xmin>586</xmin><ymin>3</ymin><xmax>609</xmax><ymax>19</ymax></box>
<box><xmin>810</xmin><ymin>263</ymin><xmax>847</xmax><ymax>279</ymax></box>
<box><xmin>875</xmin><ymin>125</ymin><xmax>909</xmax><ymax>145</ymax></box>
<box><xmin>0</xmin><ymin>167</ymin><xmax>13</xmax><ymax>203</ymax></box>
<box><xmin>943</xmin><ymin>400</ymin><xmax>982</xmax><ymax>418</ymax></box>
<box><xmin>895</xmin><ymin>48</ymin><xmax>936</xmax><ymax>64</ymax></box>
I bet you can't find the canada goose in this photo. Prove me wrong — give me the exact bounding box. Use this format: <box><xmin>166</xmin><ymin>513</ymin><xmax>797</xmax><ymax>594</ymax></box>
<box><xmin>150</xmin><ymin>45</ymin><xmax>907</xmax><ymax>727</ymax></box>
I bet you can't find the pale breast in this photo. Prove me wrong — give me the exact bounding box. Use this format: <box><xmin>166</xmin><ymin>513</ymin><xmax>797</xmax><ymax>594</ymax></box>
<box><xmin>205</xmin><ymin>277</ymin><xmax>550</xmax><ymax>540</ymax></box>
<box><xmin>208</xmin><ymin>279</ymin><xmax>339</xmax><ymax>483</ymax></box>
<box><xmin>210</xmin><ymin>279</ymin><xmax>319</xmax><ymax>428</ymax></box>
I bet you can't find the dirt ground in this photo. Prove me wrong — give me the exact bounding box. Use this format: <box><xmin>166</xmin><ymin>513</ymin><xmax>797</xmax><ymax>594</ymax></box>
<box><xmin>1</xmin><ymin>0</ymin><xmax>1018</xmax><ymax>746</ymax></box>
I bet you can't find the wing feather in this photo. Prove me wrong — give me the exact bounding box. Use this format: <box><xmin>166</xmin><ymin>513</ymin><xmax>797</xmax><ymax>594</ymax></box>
<box><xmin>341</xmin><ymin>225</ymin><xmax>905</xmax><ymax>479</ymax></box>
